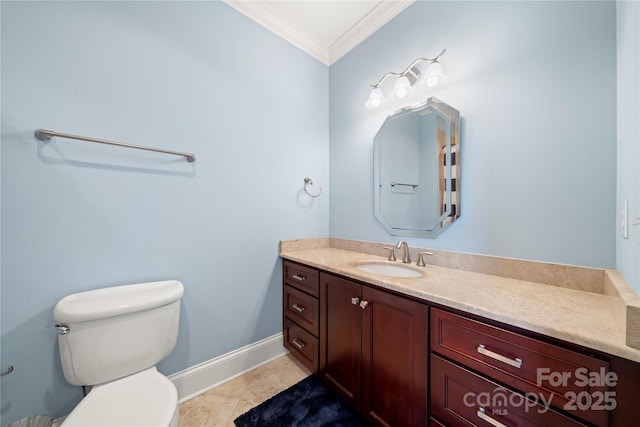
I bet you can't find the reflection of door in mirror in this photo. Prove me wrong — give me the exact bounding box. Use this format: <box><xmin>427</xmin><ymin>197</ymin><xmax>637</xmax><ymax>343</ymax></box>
<box><xmin>438</xmin><ymin>128</ymin><xmax>446</xmax><ymax>217</ymax></box>
<box><xmin>373</xmin><ymin>97</ymin><xmax>460</xmax><ymax>238</ymax></box>
<box><xmin>438</xmin><ymin>123</ymin><xmax>460</xmax><ymax>225</ymax></box>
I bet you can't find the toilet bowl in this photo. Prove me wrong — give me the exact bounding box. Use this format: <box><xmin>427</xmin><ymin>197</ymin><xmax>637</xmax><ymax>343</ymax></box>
<box><xmin>61</xmin><ymin>368</ymin><xmax>178</xmax><ymax>427</ymax></box>
<box><xmin>53</xmin><ymin>280</ymin><xmax>184</xmax><ymax>427</ymax></box>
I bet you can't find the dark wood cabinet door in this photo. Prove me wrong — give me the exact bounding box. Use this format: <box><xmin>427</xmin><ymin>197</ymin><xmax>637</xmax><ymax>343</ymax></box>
<box><xmin>430</xmin><ymin>354</ymin><xmax>588</xmax><ymax>427</ymax></box>
<box><xmin>283</xmin><ymin>317</ymin><xmax>319</xmax><ymax>373</ymax></box>
<box><xmin>431</xmin><ymin>308</ymin><xmax>609</xmax><ymax>427</ymax></box>
<box><xmin>283</xmin><ymin>284</ymin><xmax>319</xmax><ymax>336</ymax></box>
<box><xmin>283</xmin><ymin>261</ymin><xmax>319</xmax><ymax>297</ymax></box>
<box><xmin>361</xmin><ymin>285</ymin><xmax>428</xmax><ymax>427</ymax></box>
<box><xmin>320</xmin><ymin>272</ymin><xmax>362</xmax><ymax>408</ymax></box>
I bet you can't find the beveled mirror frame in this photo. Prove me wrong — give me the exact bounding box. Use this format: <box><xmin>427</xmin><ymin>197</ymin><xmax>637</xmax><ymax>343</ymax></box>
<box><xmin>373</xmin><ymin>97</ymin><xmax>460</xmax><ymax>238</ymax></box>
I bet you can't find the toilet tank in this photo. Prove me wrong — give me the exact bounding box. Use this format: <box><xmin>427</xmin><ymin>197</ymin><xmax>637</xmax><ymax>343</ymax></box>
<box><xmin>53</xmin><ymin>280</ymin><xmax>184</xmax><ymax>386</ymax></box>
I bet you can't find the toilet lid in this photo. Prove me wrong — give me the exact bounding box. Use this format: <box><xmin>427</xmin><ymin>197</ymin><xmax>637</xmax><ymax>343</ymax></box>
<box><xmin>62</xmin><ymin>367</ymin><xmax>178</xmax><ymax>427</ymax></box>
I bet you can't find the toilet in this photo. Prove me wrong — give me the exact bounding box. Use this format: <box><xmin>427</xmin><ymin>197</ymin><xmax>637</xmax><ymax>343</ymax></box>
<box><xmin>53</xmin><ymin>280</ymin><xmax>184</xmax><ymax>427</ymax></box>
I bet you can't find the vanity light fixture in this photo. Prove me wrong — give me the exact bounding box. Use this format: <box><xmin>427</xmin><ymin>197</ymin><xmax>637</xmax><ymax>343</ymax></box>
<box><xmin>365</xmin><ymin>49</ymin><xmax>448</xmax><ymax>110</ymax></box>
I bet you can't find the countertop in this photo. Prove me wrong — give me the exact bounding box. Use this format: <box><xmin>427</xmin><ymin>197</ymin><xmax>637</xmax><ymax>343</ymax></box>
<box><xmin>280</xmin><ymin>243</ymin><xmax>640</xmax><ymax>364</ymax></box>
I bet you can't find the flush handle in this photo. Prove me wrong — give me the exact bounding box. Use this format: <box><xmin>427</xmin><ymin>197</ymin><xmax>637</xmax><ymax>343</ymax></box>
<box><xmin>55</xmin><ymin>324</ymin><xmax>70</xmax><ymax>335</ymax></box>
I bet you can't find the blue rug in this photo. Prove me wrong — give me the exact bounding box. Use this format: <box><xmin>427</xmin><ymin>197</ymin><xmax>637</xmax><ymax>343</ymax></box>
<box><xmin>234</xmin><ymin>375</ymin><xmax>371</xmax><ymax>427</ymax></box>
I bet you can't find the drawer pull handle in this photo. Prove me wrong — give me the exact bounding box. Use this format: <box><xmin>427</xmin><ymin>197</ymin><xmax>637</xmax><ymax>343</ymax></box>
<box><xmin>291</xmin><ymin>303</ymin><xmax>306</xmax><ymax>313</ymax></box>
<box><xmin>477</xmin><ymin>407</ymin><xmax>508</xmax><ymax>427</ymax></box>
<box><xmin>477</xmin><ymin>344</ymin><xmax>522</xmax><ymax>368</ymax></box>
<box><xmin>292</xmin><ymin>274</ymin><xmax>306</xmax><ymax>282</ymax></box>
<box><xmin>292</xmin><ymin>338</ymin><xmax>306</xmax><ymax>350</ymax></box>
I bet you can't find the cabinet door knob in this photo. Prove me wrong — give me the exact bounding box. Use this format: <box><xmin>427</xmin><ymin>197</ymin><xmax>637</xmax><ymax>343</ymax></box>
<box><xmin>351</xmin><ymin>297</ymin><xmax>360</xmax><ymax>305</ymax></box>
<box><xmin>359</xmin><ymin>300</ymin><xmax>369</xmax><ymax>309</ymax></box>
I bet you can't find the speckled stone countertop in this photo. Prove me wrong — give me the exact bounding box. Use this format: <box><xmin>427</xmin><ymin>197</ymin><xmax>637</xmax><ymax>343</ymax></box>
<box><xmin>280</xmin><ymin>238</ymin><xmax>640</xmax><ymax>364</ymax></box>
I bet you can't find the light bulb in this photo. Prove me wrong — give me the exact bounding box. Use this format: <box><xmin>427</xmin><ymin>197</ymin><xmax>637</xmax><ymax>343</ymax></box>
<box><xmin>365</xmin><ymin>87</ymin><xmax>384</xmax><ymax>109</ymax></box>
<box><xmin>391</xmin><ymin>75</ymin><xmax>411</xmax><ymax>99</ymax></box>
<box><xmin>421</xmin><ymin>61</ymin><xmax>448</xmax><ymax>88</ymax></box>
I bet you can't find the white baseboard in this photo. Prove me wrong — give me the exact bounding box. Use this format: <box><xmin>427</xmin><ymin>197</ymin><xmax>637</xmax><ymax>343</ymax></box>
<box><xmin>168</xmin><ymin>333</ymin><xmax>286</xmax><ymax>403</ymax></box>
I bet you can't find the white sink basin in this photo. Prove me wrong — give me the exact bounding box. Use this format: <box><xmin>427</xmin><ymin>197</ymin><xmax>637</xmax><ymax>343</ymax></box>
<box><xmin>357</xmin><ymin>262</ymin><xmax>424</xmax><ymax>278</ymax></box>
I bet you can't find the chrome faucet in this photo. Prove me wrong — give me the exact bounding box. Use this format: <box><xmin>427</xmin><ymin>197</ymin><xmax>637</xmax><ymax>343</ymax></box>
<box><xmin>396</xmin><ymin>240</ymin><xmax>411</xmax><ymax>263</ymax></box>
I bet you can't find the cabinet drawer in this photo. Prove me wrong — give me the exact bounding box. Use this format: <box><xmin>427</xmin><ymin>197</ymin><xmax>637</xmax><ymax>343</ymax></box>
<box><xmin>283</xmin><ymin>317</ymin><xmax>319</xmax><ymax>373</ymax></box>
<box><xmin>431</xmin><ymin>354</ymin><xmax>588</xmax><ymax>427</ymax></box>
<box><xmin>283</xmin><ymin>261</ymin><xmax>319</xmax><ymax>297</ymax></box>
<box><xmin>431</xmin><ymin>308</ymin><xmax>609</xmax><ymax>427</ymax></box>
<box><xmin>283</xmin><ymin>284</ymin><xmax>319</xmax><ymax>336</ymax></box>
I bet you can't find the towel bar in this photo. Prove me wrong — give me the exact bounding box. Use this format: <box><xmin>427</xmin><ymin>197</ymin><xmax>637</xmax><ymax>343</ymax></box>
<box><xmin>35</xmin><ymin>129</ymin><xmax>196</xmax><ymax>162</ymax></box>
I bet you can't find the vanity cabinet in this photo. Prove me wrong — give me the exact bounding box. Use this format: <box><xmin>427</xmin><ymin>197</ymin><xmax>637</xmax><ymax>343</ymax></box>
<box><xmin>319</xmin><ymin>272</ymin><xmax>428</xmax><ymax>427</ymax></box>
<box><xmin>282</xmin><ymin>261</ymin><xmax>320</xmax><ymax>373</ymax></box>
<box><xmin>282</xmin><ymin>258</ymin><xmax>640</xmax><ymax>427</ymax></box>
<box><xmin>430</xmin><ymin>307</ymin><xmax>613</xmax><ymax>427</ymax></box>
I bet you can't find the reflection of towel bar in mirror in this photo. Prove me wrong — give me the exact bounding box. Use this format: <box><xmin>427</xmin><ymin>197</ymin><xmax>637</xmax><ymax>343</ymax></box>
<box><xmin>34</xmin><ymin>129</ymin><xmax>196</xmax><ymax>162</ymax></box>
<box><xmin>391</xmin><ymin>182</ymin><xmax>419</xmax><ymax>189</ymax></box>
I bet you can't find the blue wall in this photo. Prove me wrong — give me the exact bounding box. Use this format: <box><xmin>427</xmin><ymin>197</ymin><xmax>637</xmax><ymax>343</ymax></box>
<box><xmin>1</xmin><ymin>1</ymin><xmax>328</xmax><ymax>423</ymax></box>
<box><xmin>1</xmin><ymin>0</ymin><xmax>636</xmax><ymax>424</ymax></box>
<box><xmin>330</xmin><ymin>1</ymin><xmax>617</xmax><ymax>269</ymax></box>
<box><xmin>616</xmin><ymin>1</ymin><xmax>640</xmax><ymax>293</ymax></box>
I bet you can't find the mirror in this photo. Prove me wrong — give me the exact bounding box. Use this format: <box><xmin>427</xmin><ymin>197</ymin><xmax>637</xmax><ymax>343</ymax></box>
<box><xmin>373</xmin><ymin>97</ymin><xmax>460</xmax><ymax>238</ymax></box>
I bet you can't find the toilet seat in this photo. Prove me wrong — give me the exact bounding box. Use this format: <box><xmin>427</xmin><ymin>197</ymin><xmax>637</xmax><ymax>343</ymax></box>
<box><xmin>61</xmin><ymin>367</ymin><xmax>178</xmax><ymax>427</ymax></box>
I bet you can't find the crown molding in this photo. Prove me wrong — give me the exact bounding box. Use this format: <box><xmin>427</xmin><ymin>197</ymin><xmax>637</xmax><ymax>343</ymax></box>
<box><xmin>329</xmin><ymin>0</ymin><xmax>414</xmax><ymax>64</ymax></box>
<box><xmin>224</xmin><ymin>0</ymin><xmax>414</xmax><ymax>66</ymax></box>
<box><xmin>225</xmin><ymin>0</ymin><xmax>331</xmax><ymax>64</ymax></box>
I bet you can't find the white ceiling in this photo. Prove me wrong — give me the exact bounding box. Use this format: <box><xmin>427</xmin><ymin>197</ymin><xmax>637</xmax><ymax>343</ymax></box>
<box><xmin>224</xmin><ymin>0</ymin><xmax>414</xmax><ymax>65</ymax></box>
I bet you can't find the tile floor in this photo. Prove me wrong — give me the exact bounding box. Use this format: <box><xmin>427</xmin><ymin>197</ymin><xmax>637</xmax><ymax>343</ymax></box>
<box><xmin>178</xmin><ymin>354</ymin><xmax>311</xmax><ymax>427</ymax></box>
